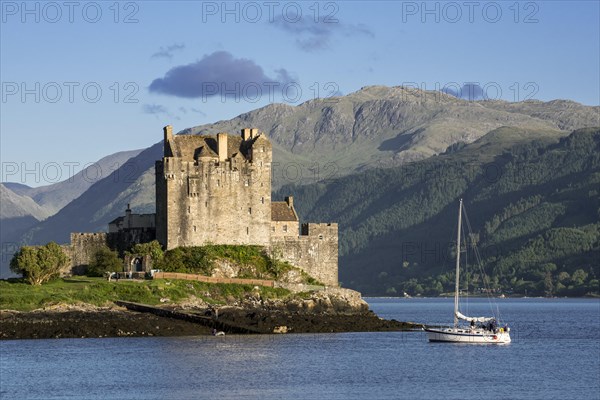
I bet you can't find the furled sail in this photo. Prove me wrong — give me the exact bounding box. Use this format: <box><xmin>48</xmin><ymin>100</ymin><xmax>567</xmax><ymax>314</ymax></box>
<box><xmin>455</xmin><ymin>311</ymin><xmax>495</xmax><ymax>323</ymax></box>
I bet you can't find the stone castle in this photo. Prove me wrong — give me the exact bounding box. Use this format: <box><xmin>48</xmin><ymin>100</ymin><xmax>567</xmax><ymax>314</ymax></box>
<box><xmin>67</xmin><ymin>126</ymin><xmax>338</xmax><ymax>286</ymax></box>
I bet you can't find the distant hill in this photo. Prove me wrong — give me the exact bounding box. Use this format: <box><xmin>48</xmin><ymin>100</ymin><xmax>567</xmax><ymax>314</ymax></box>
<box><xmin>0</xmin><ymin>183</ymin><xmax>51</xmax><ymax>244</ymax></box>
<box><xmin>0</xmin><ymin>184</ymin><xmax>50</xmax><ymax>221</ymax></box>
<box><xmin>2</xmin><ymin>149</ymin><xmax>143</xmax><ymax>216</ymax></box>
<box><xmin>14</xmin><ymin>143</ymin><xmax>161</xmax><ymax>247</ymax></box>
<box><xmin>2</xmin><ymin>182</ymin><xmax>33</xmax><ymax>196</ymax></box>
<box><xmin>276</xmin><ymin>127</ymin><xmax>600</xmax><ymax>296</ymax></box>
<box><xmin>2</xmin><ymin>86</ymin><xmax>598</xmax><ymax>281</ymax></box>
<box><xmin>0</xmin><ymin>149</ymin><xmax>143</xmax><ymax>278</ymax></box>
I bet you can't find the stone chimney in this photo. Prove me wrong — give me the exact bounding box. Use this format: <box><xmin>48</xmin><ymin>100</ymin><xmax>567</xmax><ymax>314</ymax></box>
<box><xmin>163</xmin><ymin>125</ymin><xmax>173</xmax><ymax>142</ymax></box>
<box><xmin>126</xmin><ymin>203</ymin><xmax>132</xmax><ymax>229</ymax></box>
<box><xmin>250</xmin><ymin>128</ymin><xmax>259</xmax><ymax>138</ymax></box>
<box><xmin>217</xmin><ymin>132</ymin><xmax>228</xmax><ymax>162</ymax></box>
<box><xmin>241</xmin><ymin>128</ymin><xmax>251</xmax><ymax>141</ymax></box>
<box><xmin>285</xmin><ymin>196</ymin><xmax>293</xmax><ymax>208</ymax></box>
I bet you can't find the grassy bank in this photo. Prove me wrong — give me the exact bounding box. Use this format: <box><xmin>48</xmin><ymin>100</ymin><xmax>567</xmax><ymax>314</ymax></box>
<box><xmin>0</xmin><ymin>277</ymin><xmax>292</xmax><ymax>312</ymax></box>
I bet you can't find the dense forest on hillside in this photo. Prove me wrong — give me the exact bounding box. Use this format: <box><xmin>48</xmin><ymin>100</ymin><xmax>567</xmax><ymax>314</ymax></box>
<box><xmin>276</xmin><ymin>128</ymin><xmax>600</xmax><ymax>296</ymax></box>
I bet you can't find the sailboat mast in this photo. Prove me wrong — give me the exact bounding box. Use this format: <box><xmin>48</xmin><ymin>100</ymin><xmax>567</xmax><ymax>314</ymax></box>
<box><xmin>454</xmin><ymin>198</ymin><xmax>463</xmax><ymax>328</ymax></box>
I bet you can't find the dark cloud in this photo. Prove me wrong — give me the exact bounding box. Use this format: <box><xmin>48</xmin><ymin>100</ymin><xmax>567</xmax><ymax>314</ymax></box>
<box><xmin>151</xmin><ymin>43</ymin><xmax>185</xmax><ymax>60</ymax></box>
<box><xmin>442</xmin><ymin>83</ymin><xmax>486</xmax><ymax>101</ymax></box>
<box><xmin>272</xmin><ymin>16</ymin><xmax>374</xmax><ymax>52</ymax></box>
<box><xmin>149</xmin><ymin>51</ymin><xmax>293</xmax><ymax>99</ymax></box>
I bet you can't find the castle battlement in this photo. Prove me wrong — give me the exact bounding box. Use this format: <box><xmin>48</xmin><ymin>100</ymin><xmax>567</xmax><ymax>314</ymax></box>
<box><xmin>156</xmin><ymin>126</ymin><xmax>273</xmax><ymax>249</ymax></box>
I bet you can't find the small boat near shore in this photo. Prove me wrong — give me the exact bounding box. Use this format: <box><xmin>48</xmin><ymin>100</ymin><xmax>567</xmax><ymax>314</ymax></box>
<box><xmin>424</xmin><ymin>199</ymin><xmax>511</xmax><ymax>344</ymax></box>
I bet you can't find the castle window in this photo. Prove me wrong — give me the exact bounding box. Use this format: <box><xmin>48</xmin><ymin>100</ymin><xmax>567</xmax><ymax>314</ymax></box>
<box><xmin>217</xmin><ymin>180</ymin><xmax>220</xmax><ymax>187</ymax></box>
<box><xmin>248</xmin><ymin>207</ymin><xmax>252</xmax><ymax>215</ymax></box>
<box><xmin>188</xmin><ymin>206</ymin><xmax>190</xmax><ymax>213</ymax></box>
<box><xmin>193</xmin><ymin>226</ymin><xmax>197</xmax><ymax>232</ymax></box>
<box><xmin>245</xmin><ymin>179</ymin><xmax>250</xmax><ymax>187</ymax></box>
<box><xmin>272</xmin><ymin>226</ymin><xmax>275</xmax><ymax>232</ymax></box>
<box><xmin>260</xmin><ymin>146</ymin><xmax>264</xmax><ymax>153</ymax></box>
<box><xmin>205</xmin><ymin>201</ymin><xmax>208</xmax><ymax>208</ymax></box>
<box><xmin>283</xmin><ymin>225</ymin><xmax>288</xmax><ymax>233</ymax></box>
<box><xmin>261</xmin><ymin>197</ymin><xmax>264</xmax><ymax>204</ymax></box>
<box><xmin>246</xmin><ymin>227</ymin><xmax>249</xmax><ymax>235</ymax></box>
<box><xmin>319</xmin><ymin>234</ymin><xmax>324</xmax><ymax>240</ymax></box>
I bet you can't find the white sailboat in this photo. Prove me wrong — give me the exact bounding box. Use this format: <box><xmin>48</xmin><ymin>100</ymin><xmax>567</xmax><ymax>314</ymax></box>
<box><xmin>424</xmin><ymin>199</ymin><xmax>511</xmax><ymax>344</ymax></box>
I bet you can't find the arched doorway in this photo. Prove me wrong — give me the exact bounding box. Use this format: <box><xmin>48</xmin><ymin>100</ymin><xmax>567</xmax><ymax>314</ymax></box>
<box><xmin>131</xmin><ymin>257</ymin><xmax>143</xmax><ymax>272</ymax></box>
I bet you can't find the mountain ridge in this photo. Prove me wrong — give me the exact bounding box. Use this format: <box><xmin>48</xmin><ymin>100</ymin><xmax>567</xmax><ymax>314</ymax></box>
<box><xmin>277</xmin><ymin>127</ymin><xmax>600</xmax><ymax>296</ymax></box>
<box><xmin>2</xmin><ymin>86</ymin><xmax>598</xmax><ymax>281</ymax></box>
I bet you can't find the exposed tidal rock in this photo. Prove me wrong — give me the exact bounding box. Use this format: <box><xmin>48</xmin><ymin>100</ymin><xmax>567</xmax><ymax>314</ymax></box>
<box><xmin>0</xmin><ymin>309</ymin><xmax>211</xmax><ymax>340</ymax></box>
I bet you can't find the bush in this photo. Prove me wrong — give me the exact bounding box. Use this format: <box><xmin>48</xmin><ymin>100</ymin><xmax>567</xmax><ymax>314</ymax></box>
<box><xmin>88</xmin><ymin>246</ymin><xmax>123</xmax><ymax>277</ymax></box>
<box><xmin>129</xmin><ymin>240</ymin><xmax>164</xmax><ymax>262</ymax></box>
<box><xmin>155</xmin><ymin>245</ymin><xmax>320</xmax><ymax>284</ymax></box>
<box><xmin>10</xmin><ymin>242</ymin><xmax>69</xmax><ymax>285</ymax></box>
<box><xmin>155</xmin><ymin>247</ymin><xmax>213</xmax><ymax>275</ymax></box>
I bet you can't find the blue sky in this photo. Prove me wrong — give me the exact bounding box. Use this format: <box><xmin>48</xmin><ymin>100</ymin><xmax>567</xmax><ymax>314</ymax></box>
<box><xmin>1</xmin><ymin>1</ymin><xmax>599</xmax><ymax>187</ymax></box>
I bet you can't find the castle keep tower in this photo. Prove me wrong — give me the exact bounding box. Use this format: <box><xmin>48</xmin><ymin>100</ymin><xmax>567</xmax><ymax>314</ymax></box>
<box><xmin>156</xmin><ymin>126</ymin><xmax>272</xmax><ymax>249</ymax></box>
<box><xmin>154</xmin><ymin>125</ymin><xmax>338</xmax><ymax>286</ymax></box>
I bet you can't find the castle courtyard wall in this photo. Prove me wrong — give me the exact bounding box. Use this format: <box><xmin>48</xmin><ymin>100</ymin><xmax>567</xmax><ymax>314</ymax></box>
<box><xmin>270</xmin><ymin>223</ymin><xmax>338</xmax><ymax>286</ymax></box>
<box><xmin>67</xmin><ymin>232</ymin><xmax>108</xmax><ymax>275</ymax></box>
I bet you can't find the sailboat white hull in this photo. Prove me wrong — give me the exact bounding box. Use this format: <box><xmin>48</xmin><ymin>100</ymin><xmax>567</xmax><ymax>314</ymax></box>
<box><xmin>424</xmin><ymin>327</ymin><xmax>511</xmax><ymax>344</ymax></box>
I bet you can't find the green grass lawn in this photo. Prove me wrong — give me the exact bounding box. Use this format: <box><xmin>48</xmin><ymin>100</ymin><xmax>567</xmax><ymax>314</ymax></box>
<box><xmin>0</xmin><ymin>277</ymin><xmax>292</xmax><ymax>312</ymax></box>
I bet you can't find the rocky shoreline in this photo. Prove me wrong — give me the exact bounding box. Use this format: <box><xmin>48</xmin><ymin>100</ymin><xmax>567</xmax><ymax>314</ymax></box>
<box><xmin>0</xmin><ymin>307</ymin><xmax>416</xmax><ymax>340</ymax></box>
<box><xmin>0</xmin><ymin>289</ymin><xmax>419</xmax><ymax>340</ymax></box>
<box><xmin>0</xmin><ymin>308</ymin><xmax>211</xmax><ymax>340</ymax></box>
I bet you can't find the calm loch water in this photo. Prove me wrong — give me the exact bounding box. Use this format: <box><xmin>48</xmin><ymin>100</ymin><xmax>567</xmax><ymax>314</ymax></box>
<box><xmin>1</xmin><ymin>298</ymin><xmax>599</xmax><ymax>400</ymax></box>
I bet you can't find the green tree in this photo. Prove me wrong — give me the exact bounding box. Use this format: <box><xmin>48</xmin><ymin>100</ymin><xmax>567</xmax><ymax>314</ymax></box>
<box><xmin>10</xmin><ymin>242</ymin><xmax>69</xmax><ymax>285</ymax></box>
<box><xmin>543</xmin><ymin>271</ymin><xmax>554</xmax><ymax>297</ymax></box>
<box><xmin>557</xmin><ymin>271</ymin><xmax>571</xmax><ymax>283</ymax></box>
<box><xmin>88</xmin><ymin>246</ymin><xmax>122</xmax><ymax>277</ymax></box>
<box><xmin>130</xmin><ymin>240</ymin><xmax>164</xmax><ymax>262</ymax></box>
<box><xmin>571</xmin><ymin>269</ymin><xmax>589</xmax><ymax>285</ymax></box>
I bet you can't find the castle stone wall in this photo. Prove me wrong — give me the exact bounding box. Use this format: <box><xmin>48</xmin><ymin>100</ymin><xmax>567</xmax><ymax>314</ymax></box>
<box><xmin>270</xmin><ymin>223</ymin><xmax>338</xmax><ymax>286</ymax></box>
<box><xmin>271</xmin><ymin>220</ymin><xmax>300</xmax><ymax>237</ymax></box>
<box><xmin>68</xmin><ymin>232</ymin><xmax>108</xmax><ymax>275</ymax></box>
<box><xmin>156</xmin><ymin>131</ymin><xmax>272</xmax><ymax>249</ymax></box>
<box><xmin>107</xmin><ymin>229</ymin><xmax>156</xmax><ymax>256</ymax></box>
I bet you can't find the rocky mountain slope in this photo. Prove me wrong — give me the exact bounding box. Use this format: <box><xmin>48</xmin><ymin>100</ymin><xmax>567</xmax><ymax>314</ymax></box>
<box><xmin>187</xmin><ymin>86</ymin><xmax>598</xmax><ymax>182</ymax></box>
<box><xmin>3</xmin><ymin>149</ymin><xmax>142</xmax><ymax>216</ymax></box>
<box><xmin>0</xmin><ymin>184</ymin><xmax>52</xmax><ymax>244</ymax></box>
<box><xmin>277</xmin><ymin>127</ymin><xmax>600</xmax><ymax>296</ymax></box>
<box><xmin>2</xmin><ymin>86</ymin><xmax>597</xmax><ymax>279</ymax></box>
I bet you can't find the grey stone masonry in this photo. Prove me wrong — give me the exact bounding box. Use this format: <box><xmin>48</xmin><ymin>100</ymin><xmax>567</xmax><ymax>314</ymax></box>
<box><xmin>156</xmin><ymin>126</ymin><xmax>272</xmax><ymax>249</ymax></box>
<box><xmin>153</xmin><ymin>125</ymin><xmax>339</xmax><ymax>286</ymax></box>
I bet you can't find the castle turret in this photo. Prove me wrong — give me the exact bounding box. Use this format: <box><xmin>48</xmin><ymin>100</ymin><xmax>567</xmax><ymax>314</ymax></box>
<box><xmin>241</xmin><ymin>128</ymin><xmax>251</xmax><ymax>141</ymax></box>
<box><xmin>164</xmin><ymin>125</ymin><xmax>173</xmax><ymax>143</ymax></box>
<box><xmin>217</xmin><ymin>132</ymin><xmax>228</xmax><ymax>162</ymax></box>
<box><xmin>163</xmin><ymin>125</ymin><xmax>173</xmax><ymax>157</ymax></box>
